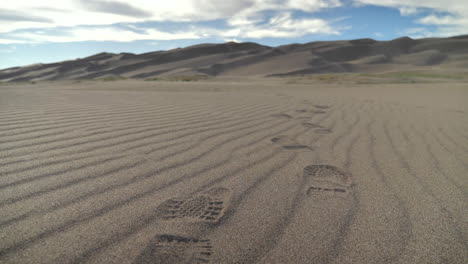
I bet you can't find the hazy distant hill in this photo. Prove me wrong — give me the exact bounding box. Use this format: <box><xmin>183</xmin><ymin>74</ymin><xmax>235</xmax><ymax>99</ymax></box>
<box><xmin>1</xmin><ymin>35</ymin><xmax>468</xmax><ymax>82</ymax></box>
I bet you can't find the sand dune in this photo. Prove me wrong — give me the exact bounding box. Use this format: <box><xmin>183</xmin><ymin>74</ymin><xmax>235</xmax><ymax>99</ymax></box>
<box><xmin>0</xmin><ymin>79</ymin><xmax>466</xmax><ymax>263</ymax></box>
<box><xmin>1</xmin><ymin>35</ymin><xmax>468</xmax><ymax>82</ymax></box>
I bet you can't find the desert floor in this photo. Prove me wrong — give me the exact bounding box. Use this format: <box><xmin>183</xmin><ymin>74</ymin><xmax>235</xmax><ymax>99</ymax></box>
<box><xmin>0</xmin><ymin>78</ymin><xmax>467</xmax><ymax>263</ymax></box>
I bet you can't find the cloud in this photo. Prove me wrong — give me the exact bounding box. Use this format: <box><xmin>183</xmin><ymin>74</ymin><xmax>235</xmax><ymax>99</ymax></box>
<box><xmin>2</xmin><ymin>13</ymin><xmax>339</xmax><ymax>44</ymax></box>
<box><xmin>0</xmin><ymin>0</ymin><xmax>344</xmax><ymax>43</ymax></box>
<box><xmin>0</xmin><ymin>38</ymin><xmax>26</xmax><ymax>44</ymax></box>
<box><xmin>398</xmin><ymin>7</ymin><xmax>420</xmax><ymax>16</ymax></box>
<box><xmin>1</xmin><ymin>0</ymin><xmax>343</xmax><ymax>31</ymax></box>
<box><xmin>0</xmin><ymin>9</ymin><xmax>52</xmax><ymax>23</ymax></box>
<box><xmin>354</xmin><ymin>0</ymin><xmax>468</xmax><ymax>37</ymax></box>
<box><xmin>287</xmin><ymin>0</ymin><xmax>342</xmax><ymax>12</ymax></box>
<box><xmin>224</xmin><ymin>38</ymin><xmax>240</xmax><ymax>43</ymax></box>
<box><xmin>354</xmin><ymin>0</ymin><xmax>468</xmax><ymax>33</ymax></box>
<box><xmin>353</xmin><ymin>0</ymin><xmax>468</xmax><ymax>12</ymax></box>
<box><xmin>417</xmin><ymin>14</ymin><xmax>467</xmax><ymax>26</ymax></box>
<box><xmin>403</xmin><ymin>25</ymin><xmax>468</xmax><ymax>38</ymax></box>
<box><xmin>76</xmin><ymin>0</ymin><xmax>153</xmax><ymax>18</ymax></box>
<box><xmin>192</xmin><ymin>0</ymin><xmax>256</xmax><ymax>16</ymax></box>
<box><xmin>5</xmin><ymin>26</ymin><xmax>201</xmax><ymax>43</ymax></box>
<box><xmin>229</xmin><ymin>12</ymin><xmax>339</xmax><ymax>38</ymax></box>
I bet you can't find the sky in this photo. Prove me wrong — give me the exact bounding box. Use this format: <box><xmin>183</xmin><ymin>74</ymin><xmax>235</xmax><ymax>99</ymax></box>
<box><xmin>1</xmin><ymin>0</ymin><xmax>467</xmax><ymax>69</ymax></box>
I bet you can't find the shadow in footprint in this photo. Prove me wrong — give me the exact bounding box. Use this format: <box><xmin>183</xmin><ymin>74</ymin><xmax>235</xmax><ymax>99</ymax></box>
<box><xmin>302</xmin><ymin>122</ymin><xmax>324</xmax><ymax>129</ymax></box>
<box><xmin>271</xmin><ymin>113</ymin><xmax>293</xmax><ymax>119</ymax></box>
<box><xmin>314</xmin><ymin>128</ymin><xmax>332</xmax><ymax>134</ymax></box>
<box><xmin>271</xmin><ymin>135</ymin><xmax>314</xmax><ymax>152</ymax></box>
<box><xmin>306</xmin><ymin>186</ymin><xmax>348</xmax><ymax>196</ymax></box>
<box><xmin>310</xmin><ymin>110</ymin><xmax>327</xmax><ymax>114</ymax></box>
<box><xmin>313</xmin><ymin>105</ymin><xmax>330</xmax><ymax>109</ymax></box>
<box><xmin>133</xmin><ymin>234</ymin><xmax>212</xmax><ymax>264</ymax></box>
<box><xmin>282</xmin><ymin>145</ymin><xmax>311</xmax><ymax>150</ymax></box>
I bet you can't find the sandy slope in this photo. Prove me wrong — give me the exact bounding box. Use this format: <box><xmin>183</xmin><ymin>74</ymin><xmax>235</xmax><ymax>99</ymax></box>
<box><xmin>1</xmin><ymin>35</ymin><xmax>468</xmax><ymax>81</ymax></box>
<box><xmin>0</xmin><ymin>79</ymin><xmax>467</xmax><ymax>264</ymax></box>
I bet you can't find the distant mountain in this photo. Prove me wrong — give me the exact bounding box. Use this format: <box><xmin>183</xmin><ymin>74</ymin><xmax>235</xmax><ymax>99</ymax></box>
<box><xmin>1</xmin><ymin>35</ymin><xmax>468</xmax><ymax>82</ymax></box>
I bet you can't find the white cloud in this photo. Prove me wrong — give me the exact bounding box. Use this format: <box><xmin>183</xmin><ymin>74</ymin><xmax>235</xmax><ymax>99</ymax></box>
<box><xmin>287</xmin><ymin>0</ymin><xmax>342</xmax><ymax>12</ymax></box>
<box><xmin>398</xmin><ymin>7</ymin><xmax>420</xmax><ymax>16</ymax></box>
<box><xmin>353</xmin><ymin>0</ymin><xmax>468</xmax><ymax>12</ymax></box>
<box><xmin>0</xmin><ymin>38</ymin><xmax>27</xmax><ymax>44</ymax></box>
<box><xmin>76</xmin><ymin>0</ymin><xmax>153</xmax><ymax>18</ymax></box>
<box><xmin>0</xmin><ymin>0</ymin><xmax>343</xmax><ymax>43</ymax></box>
<box><xmin>222</xmin><ymin>12</ymin><xmax>339</xmax><ymax>38</ymax></box>
<box><xmin>417</xmin><ymin>14</ymin><xmax>467</xmax><ymax>26</ymax></box>
<box><xmin>0</xmin><ymin>1</ymin><xmax>343</xmax><ymax>31</ymax></box>
<box><xmin>354</xmin><ymin>0</ymin><xmax>468</xmax><ymax>37</ymax></box>
<box><xmin>224</xmin><ymin>38</ymin><xmax>240</xmax><ymax>43</ymax></box>
<box><xmin>403</xmin><ymin>26</ymin><xmax>468</xmax><ymax>39</ymax></box>
<box><xmin>5</xmin><ymin>27</ymin><xmax>201</xmax><ymax>43</ymax></box>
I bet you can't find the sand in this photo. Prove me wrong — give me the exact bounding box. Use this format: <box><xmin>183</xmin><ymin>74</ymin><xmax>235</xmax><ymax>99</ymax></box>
<box><xmin>2</xmin><ymin>35</ymin><xmax>468</xmax><ymax>82</ymax></box>
<box><xmin>0</xmin><ymin>78</ymin><xmax>467</xmax><ymax>264</ymax></box>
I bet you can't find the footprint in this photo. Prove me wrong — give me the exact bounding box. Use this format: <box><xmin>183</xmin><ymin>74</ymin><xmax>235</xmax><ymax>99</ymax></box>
<box><xmin>303</xmin><ymin>164</ymin><xmax>352</xmax><ymax>185</ymax></box>
<box><xmin>303</xmin><ymin>164</ymin><xmax>353</xmax><ymax>195</ymax></box>
<box><xmin>302</xmin><ymin>122</ymin><xmax>324</xmax><ymax>129</ymax></box>
<box><xmin>271</xmin><ymin>113</ymin><xmax>293</xmax><ymax>119</ymax></box>
<box><xmin>156</xmin><ymin>188</ymin><xmax>231</xmax><ymax>223</ymax></box>
<box><xmin>132</xmin><ymin>234</ymin><xmax>212</xmax><ymax>264</ymax></box>
<box><xmin>295</xmin><ymin>109</ymin><xmax>308</xmax><ymax>113</ymax></box>
<box><xmin>448</xmin><ymin>109</ymin><xmax>465</xmax><ymax>114</ymax></box>
<box><xmin>270</xmin><ymin>135</ymin><xmax>314</xmax><ymax>151</ymax></box>
<box><xmin>313</xmin><ymin>105</ymin><xmax>330</xmax><ymax>109</ymax></box>
<box><xmin>258</xmin><ymin>165</ymin><xmax>354</xmax><ymax>263</ymax></box>
<box><xmin>314</xmin><ymin>128</ymin><xmax>332</xmax><ymax>134</ymax></box>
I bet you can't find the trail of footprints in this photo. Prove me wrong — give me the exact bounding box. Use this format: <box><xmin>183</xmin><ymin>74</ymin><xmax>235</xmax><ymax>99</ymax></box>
<box><xmin>134</xmin><ymin>166</ymin><xmax>352</xmax><ymax>264</ymax></box>
<box><xmin>134</xmin><ymin>103</ymin><xmax>350</xmax><ymax>264</ymax></box>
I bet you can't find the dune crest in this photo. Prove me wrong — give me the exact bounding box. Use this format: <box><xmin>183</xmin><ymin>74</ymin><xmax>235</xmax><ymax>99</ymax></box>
<box><xmin>1</xmin><ymin>35</ymin><xmax>468</xmax><ymax>82</ymax></box>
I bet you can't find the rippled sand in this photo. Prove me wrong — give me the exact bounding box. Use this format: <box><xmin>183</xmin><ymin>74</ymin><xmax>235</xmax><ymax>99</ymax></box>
<box><xmin>0</xmin><ymin>79</ymin><xmax>467</xmax><ymax>263</ymax></box>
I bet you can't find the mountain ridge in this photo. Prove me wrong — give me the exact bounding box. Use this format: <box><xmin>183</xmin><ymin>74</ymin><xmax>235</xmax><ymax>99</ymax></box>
<box><xmin>1</xmin><ymin>35</ymin><xmax>468</xmax><ymax>82</ymax></box>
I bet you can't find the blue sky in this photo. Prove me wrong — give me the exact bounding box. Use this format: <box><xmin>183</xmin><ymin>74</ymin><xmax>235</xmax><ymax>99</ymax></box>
<box><xmin>1</xmin><ymin>0</ymin><xmax>467</xmax><ymax>69</ymax></box>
